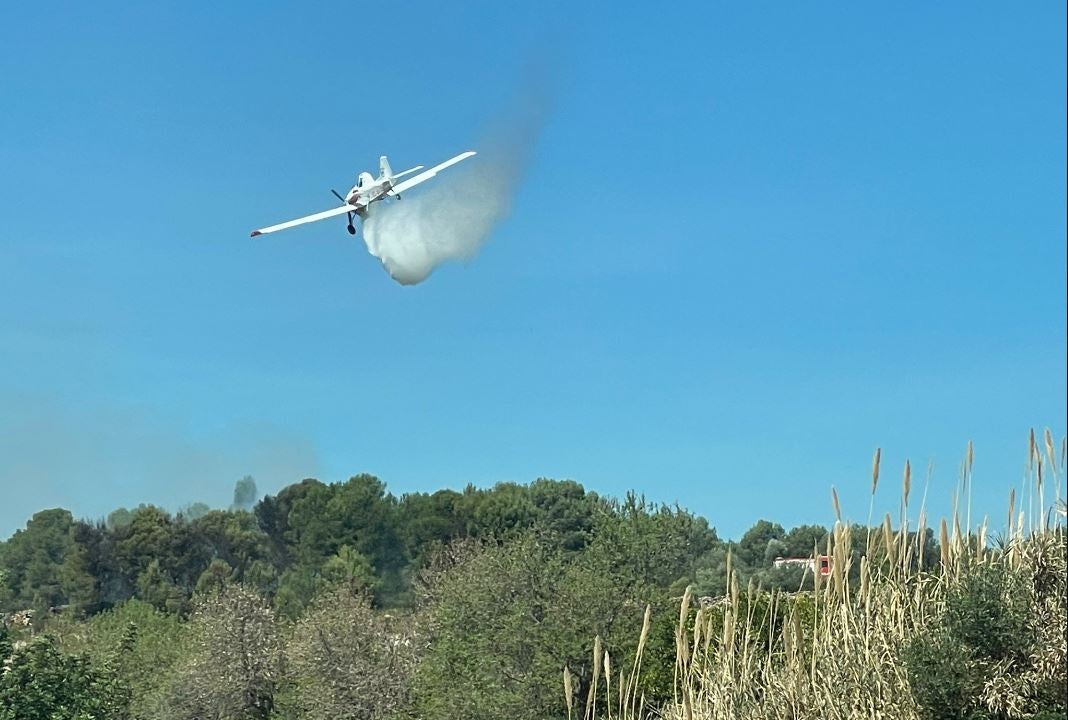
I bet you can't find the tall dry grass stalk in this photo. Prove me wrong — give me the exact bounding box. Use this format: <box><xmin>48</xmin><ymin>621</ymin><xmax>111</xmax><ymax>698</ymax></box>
<box><xmin>576</xmin><ymin>432</ymin><xmax>1067</xmax><ymax>720</ymax></box>
<box><xmin>564</xmin><ymin>665</ymin><xmax>575</xmax><ymax>720</ymax></box>
<box><xmin>867</xmin><ymin>448</ymin><xmax>881</xmax><ymax>542</ymax></box>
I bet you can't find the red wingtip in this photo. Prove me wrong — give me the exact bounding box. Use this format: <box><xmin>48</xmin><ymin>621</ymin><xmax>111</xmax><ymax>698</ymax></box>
<box><xmin>250</xmin><ymin>230</ymin><xmax>262</xmax><ymax>237</ymax></box>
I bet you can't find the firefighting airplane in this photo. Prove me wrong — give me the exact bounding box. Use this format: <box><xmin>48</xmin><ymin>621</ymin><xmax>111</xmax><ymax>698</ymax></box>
<box><xmin>250</xmin><ymin>150</ymin><xmax>476</xmax><ymax>237</ymax></box>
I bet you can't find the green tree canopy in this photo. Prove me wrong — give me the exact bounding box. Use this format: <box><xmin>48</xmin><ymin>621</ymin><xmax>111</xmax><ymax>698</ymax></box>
<box><xmin>735</xmin><ymin>519</ymin><xmax>786</xmax><ymax>568</ymax></box>
<box><xmin>0</xmin><ymin>509</ymin><xmax>77</xmax><ymax>616</ymax></box>
<box><xmin>0</xmin><ymin>636</ymin><xmax>129</xmax><ymax>720</ymax></box>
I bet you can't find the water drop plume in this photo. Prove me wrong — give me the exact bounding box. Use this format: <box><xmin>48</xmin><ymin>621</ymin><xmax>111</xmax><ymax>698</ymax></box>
<box><xmin>362</xmin><ymin>70</ymin><xmax>554</xmax><ymax>285</ymax></box>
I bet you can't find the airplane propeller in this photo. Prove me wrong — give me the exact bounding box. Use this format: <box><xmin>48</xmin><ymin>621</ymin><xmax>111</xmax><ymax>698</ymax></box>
<box><xmin>332</xmin><ymin>189</ymin><xmax>357</xmax><ymax>235</ymax></box>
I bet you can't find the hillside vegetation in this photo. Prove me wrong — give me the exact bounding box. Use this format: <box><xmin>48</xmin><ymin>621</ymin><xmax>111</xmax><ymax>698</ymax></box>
<box><xmin>1</xmin><ymin>433</ymin><xmax>1065</xmax><ymax>720</ymax></box>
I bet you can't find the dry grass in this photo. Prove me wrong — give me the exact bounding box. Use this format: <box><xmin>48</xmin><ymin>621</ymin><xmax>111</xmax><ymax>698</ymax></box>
<box><xmin>573</xmin><ymin>430</ymin><xmax>1068</xmax><ymax>720</ymax></box>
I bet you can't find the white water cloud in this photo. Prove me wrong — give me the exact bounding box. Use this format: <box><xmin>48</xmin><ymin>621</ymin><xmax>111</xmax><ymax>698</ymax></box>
<box><xmin>362</xmin><ymin>74</ymin><xmax>553</xmax><ymax>285</ymax></box>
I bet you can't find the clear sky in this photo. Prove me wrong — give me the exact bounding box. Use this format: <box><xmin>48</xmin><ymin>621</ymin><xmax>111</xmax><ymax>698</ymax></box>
<box><xmin>1</xmin><ymin>2</ymin><xmax>1065</xmax><ymax>539</ymax></box>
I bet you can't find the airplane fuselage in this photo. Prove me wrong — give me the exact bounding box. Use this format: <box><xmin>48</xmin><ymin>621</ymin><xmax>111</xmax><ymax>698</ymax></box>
<box><xmin>344</xmin><ymin>171</ymin><xmax>394</xmax><ymax>211</ymax></box>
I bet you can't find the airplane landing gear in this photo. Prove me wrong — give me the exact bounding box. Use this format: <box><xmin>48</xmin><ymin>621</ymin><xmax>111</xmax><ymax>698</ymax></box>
<box><xmin>347</xmin><ymin>224</ymin><xmax>356</xmax><ymax>235</ymax></box>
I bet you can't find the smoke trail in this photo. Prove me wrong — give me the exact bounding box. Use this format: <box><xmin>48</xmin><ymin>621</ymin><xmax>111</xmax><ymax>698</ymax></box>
<box><xmin>0</xmin><ymin>392</ymin><xmax>320</xmax><ymax>536</ymax></box>
<box><xmin>362</xmin><ymin>78</ymin><xmax>552</xmax><ymax>285</ymax></box>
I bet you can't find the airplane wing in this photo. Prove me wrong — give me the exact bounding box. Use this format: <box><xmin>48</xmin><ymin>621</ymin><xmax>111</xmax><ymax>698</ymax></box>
<box><xmin>391</xmin><ymin>165</ymin><xmax>424</xmax><ymax>180</ymax></box>
<box><xmin>388</xmin><ymin>151</ymin><xmax>477</xmax><ymax>196</ymax></box>
<box><xmin>250</xmin><ymin>204</ymin><xmax>358</xmax><ymax>237</ymax></box>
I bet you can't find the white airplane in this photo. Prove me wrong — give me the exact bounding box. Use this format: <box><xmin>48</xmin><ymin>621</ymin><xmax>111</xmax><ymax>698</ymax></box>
<box><xmin>250</xmin><ymin>150</ymin><xmax>476</xmax><ymax>237</ymax></box>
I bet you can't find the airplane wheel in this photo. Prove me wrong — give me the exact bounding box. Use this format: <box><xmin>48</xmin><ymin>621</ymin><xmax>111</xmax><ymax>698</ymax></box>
<box><xmin>347</xmin><ymin>224</ymin><xmax>356</xmax><ymax>235</ymax></box>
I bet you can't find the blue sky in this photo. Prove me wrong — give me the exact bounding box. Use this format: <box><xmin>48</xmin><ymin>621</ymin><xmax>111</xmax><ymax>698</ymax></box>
<box><xmin>1</xmin><ymin>2</ymin><xmax>1065</xmax><ymax>539</ymax></box>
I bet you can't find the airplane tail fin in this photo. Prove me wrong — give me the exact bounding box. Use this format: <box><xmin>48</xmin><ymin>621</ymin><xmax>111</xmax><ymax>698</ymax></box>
<box><xmin>379</xmin><ymin>155</ymin><xmax>392</xmax><ymax>179</ymax></box>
